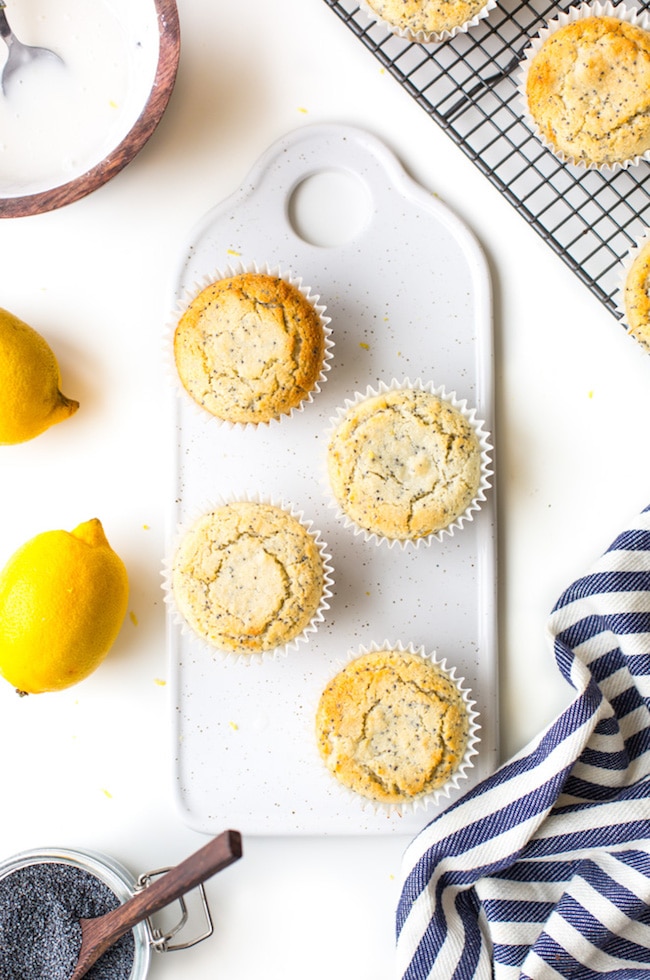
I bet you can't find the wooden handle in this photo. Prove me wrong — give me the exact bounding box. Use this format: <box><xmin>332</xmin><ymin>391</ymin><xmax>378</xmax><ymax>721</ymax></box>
<box><xmin>69</xmin><ymin>830</ymin><xmax>242</xmax><ymax>980</ymax></box>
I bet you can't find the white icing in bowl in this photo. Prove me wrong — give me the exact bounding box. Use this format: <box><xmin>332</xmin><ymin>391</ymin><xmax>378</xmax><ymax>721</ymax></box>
<box><xmin>0</xmin><ymin>0</ymin><xmax>179</xmax><ymax>215</ymax></box>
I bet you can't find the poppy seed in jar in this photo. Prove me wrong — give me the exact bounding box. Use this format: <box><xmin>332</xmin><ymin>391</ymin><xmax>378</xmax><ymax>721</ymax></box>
<box><xmin>0</xmin><ymin>862</ymin><xmax>135</xmax><ymax>980</ymax></box>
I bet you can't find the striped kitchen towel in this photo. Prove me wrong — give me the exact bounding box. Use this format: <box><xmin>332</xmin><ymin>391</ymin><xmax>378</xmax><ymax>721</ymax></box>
<box><xmin>396</xmin><ymin>505</ymin><xmax>650</xmax><ymax>979</ymax></box>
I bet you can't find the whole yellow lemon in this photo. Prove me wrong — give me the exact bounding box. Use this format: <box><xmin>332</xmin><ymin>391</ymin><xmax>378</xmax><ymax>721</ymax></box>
<box><xmin>0</xmin><ymin>519</ymin><xmax>129</xmax><ymax>694</ymax></box>
<box><xmin>0</xmin><ymin>307</ymin><xmax>79</xmax><ymax>444</ymax></box>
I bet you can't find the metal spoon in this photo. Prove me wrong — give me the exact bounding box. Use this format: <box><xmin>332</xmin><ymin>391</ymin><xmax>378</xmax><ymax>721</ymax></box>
<box><xmin>0</xmin><ymin>0</ymin><xmax>63</xmax><ymax>95</ymax></box>
<box><xmin>68</xmin><ymin>829</ymin><xmax>243</xmax><ymax>980</ymax></box>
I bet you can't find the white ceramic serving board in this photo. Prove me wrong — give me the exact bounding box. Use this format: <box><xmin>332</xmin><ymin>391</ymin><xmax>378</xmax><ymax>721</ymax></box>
<box><xmin>167</xmin><ymin>123</ymin><xmax>497</xmax><ymax>836</ymax></box>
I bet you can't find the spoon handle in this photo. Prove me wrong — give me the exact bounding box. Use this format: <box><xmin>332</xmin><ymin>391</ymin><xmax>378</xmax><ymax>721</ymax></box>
<box><xmin>0</xmin><ymin>8</ymin><xmax>11</xmax><ymax>43</ymax></box>
<box><xmin>70</xmin><ymin>829</ymin><xmax>242</xmax><ymax>980</ymax></box>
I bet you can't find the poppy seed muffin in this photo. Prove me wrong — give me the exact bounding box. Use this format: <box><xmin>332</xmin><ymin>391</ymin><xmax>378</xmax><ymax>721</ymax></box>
<box><xmin>315</xmin><ymin>649</ymin><xmax>473</xmax><ymax>804</ymax></box>
<box><xmin>171</xmin><ymin>502</ymin><xmax>327</xmax><ymax>654</ymax></box>
<box><xmin>363</xmin><ymin>0</ymin><xmax>491</xmax><ymax>39</ymax></box>
<box><xmin>524</xmin><ymin>14</ymin><xmax>650</xmax><ymax>168</ymax></box>
<box><xmin>174</xmin><ymin>272</ymin><xmax>328</xmax><ymax>424</ymax></box>
<box><xmin>327</xmin><ymin>386</ymin><xmax>484</xmax><ymax>542</ymax></box>
<box><xmin>624</xmin><ymin>238</ymin><xmax>650</xmax><ymax>352</ymax></box>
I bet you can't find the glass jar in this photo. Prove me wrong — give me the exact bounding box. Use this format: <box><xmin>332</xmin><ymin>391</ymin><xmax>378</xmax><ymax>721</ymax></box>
<box><xmin>0</xmin><ymin>845</ymin><xmax>215</xmax><ymax>979</ymax></box>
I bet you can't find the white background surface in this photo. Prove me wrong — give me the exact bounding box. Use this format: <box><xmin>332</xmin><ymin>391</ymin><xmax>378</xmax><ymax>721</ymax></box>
<box><xmin>1</xmin><ymin>0</ymin><xmax>650</xmax><ymax>978</ymax></box>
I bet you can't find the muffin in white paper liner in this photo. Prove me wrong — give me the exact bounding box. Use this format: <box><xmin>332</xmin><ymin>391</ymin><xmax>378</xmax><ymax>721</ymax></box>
<box><xmin>324</xmin><ymin>378</ymin><xmax>493</xmax><ymax>549</ymax></box>
<box><xmin>518</xmin><ymin>2</ymin><xmax>650</xmax><ymax>172</ymax></box>
<box><xmin>312</xmin><ymin>640</ymin><xmax>480</xmax><ymax>817</ymax></box>
<box><xmin>614</xmin><ymin>230</ymin><xmax>650</xmax><ymax>354</ymax></box>
<box><xmin>358</xmin><ymin>0</ymin><xmax>497</xmax><ymax>45</ymax></box>
<box><xmin>162</xmin><ymin>494</ymin><xmax>334</xmax><ymax>665</ymax></box>
<box><xmin>166</xmin><ymin>261</ymin><xmax>333</xmax><ymax>429</ymax></box>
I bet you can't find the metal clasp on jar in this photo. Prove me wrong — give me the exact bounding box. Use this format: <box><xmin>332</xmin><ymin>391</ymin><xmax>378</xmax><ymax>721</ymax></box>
<box><xmin>136</xmin><ymin>866</ymin><xmax>214</xmax><ymax>953</ymax></box>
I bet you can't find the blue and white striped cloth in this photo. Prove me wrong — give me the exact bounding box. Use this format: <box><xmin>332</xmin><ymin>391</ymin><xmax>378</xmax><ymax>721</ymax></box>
<box><xmin>397</xmin><ymin>505</ymin><xmax>650</xmax><ymax>979</ymax></box>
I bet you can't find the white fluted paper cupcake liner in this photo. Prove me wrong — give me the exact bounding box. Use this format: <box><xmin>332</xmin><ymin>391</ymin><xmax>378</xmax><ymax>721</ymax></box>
<box><xmin>358</xmin><ymin>0</ymin><xmax>497</xmax><ymax>45</ymax></box>
<box><xmin>310</xmin><ymin>639</ymin><xmax>480</xmax><ymax>818</ymax></box>
<box><xmin>162</xmin><ymin>493</ymin><xmax>334</xmax><ymax>665</ymax></box>
<box><xmin>323</xmin><ymin>378</ymin><xmax>493</xmax><ymax>550</ymax></box>
<box><xmin>614</xmin><ymin>230</ymin><xmax>650</xmax><ymax>354</ymax></box>
<box><xmin>165</xmin><ymin>260</ymin><xmax>334</xmax><ymax>429</ymax></box>
<box><xmin>518</xmin><ymin>1</ymin><xmax>650</xmax><ymax>172</ymax></box>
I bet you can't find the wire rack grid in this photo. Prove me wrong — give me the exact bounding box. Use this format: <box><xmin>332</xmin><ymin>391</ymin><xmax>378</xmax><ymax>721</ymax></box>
<box><xmin>322</xmin><ymin>0</ymin><xmax>650</xmax><ymax>322</ymax></box>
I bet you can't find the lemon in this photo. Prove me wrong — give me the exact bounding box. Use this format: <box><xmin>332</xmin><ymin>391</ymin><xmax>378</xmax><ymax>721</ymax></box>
<box><xmin>0</xmin><ymin>519</ymin><xmax>128</xmax><ymax>694</ymax></box>
<box><xmin>0</xmin><ymin>307</ymin><xmax>79</xmax><ymax>444</ymax></box>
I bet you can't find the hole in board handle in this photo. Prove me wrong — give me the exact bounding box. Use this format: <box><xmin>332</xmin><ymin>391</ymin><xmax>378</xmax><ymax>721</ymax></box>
<box><xmin>288</xmin><ymin>169</ymin><xmax>372</xmax><ymax>248</ymax></box>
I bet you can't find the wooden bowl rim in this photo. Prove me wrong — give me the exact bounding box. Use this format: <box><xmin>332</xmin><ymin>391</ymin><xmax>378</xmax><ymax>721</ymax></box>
<box><xmin>0</xmin><ymin>0</ymin><xmax>180</xmax><ymax>219</ymax></box>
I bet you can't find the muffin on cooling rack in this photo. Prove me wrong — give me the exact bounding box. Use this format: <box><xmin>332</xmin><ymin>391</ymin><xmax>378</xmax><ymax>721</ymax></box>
<box><xmin>315</xmin><ymin>642</ymin><xmax>479</xmax><ymax>807</ymax></box>
<box><xmin>521</xmin><ymin>3</ymin><xmax>650</xmax><ymax>169</ymax></box>
<box><xmin>360</xmin><ymin>0</ymin><xmax>495</xmax><ymax>43</ymax></box>
<box><xmin>173</xmin><ymin>268</ymin><xmax>331</xmax><ymax>425</ymax></box>
<box><xmin>621</xmin><ymin>235</ymin><xmax>650</xmax><ymax>353</ymax></box>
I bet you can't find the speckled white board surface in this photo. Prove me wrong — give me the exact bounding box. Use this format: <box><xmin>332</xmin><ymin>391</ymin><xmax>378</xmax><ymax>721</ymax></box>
<box><xmin>166</xmin><ymin>123</ymin><xmax>497</xmax><ymax>836</ymax></box>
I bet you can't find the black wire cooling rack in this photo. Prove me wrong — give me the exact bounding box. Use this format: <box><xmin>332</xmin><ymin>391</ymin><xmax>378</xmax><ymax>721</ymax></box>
<box><xmin>322</xmin><ymin>0</ymin><xmax>650</xmax><ymax>320</ymax></box>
